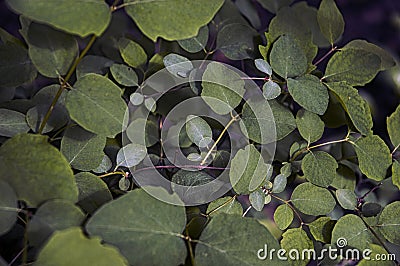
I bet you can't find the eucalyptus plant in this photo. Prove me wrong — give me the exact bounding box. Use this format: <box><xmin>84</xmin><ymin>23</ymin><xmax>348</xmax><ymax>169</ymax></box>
<box><xmin>0</xmin><ymin>0</ymin><xmax>399</xmax><ymax>265</ymax></box>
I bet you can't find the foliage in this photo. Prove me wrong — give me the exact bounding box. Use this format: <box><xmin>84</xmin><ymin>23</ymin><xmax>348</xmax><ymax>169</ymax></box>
<box><xmin>0</xmin><ymin>0</ymin><xmax>399</xmax><ymax>265</ymax></box>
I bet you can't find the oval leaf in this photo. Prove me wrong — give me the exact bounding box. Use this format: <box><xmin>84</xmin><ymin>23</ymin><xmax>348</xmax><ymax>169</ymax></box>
<box><xmin>185</xmin><ymin>115</ymin><xmax>212</xmax><ymax>147</ymax></box>
<box><xmin>378</xmin><ymin>201</ymin><xmax>400</xmax><ymax>245</ymax></box>
<box><xmin>317</xmin><ymin>0</ymin><xmax>345</xmax><ymax>45</ymax></box>
<box><xmin>0</xmin><ymin>109</ymin><xmax>30</xmax><ymax>137</ymax></box>
<box><xmin>274</xmin><ymin>204</ymin><xmax>294</xmax><ymax>230</ymax></box>
<box><xmin>118</xmin><ymin>38</ymin><xmax>147</xmax><ymax>68</ymax></box>
<box><xmin>302</xmin><ymin>151</ymin><xmax>338</xmax><ymax>187</ymax></box>
<box><xmin>116</xmin><ymin>143</ymin><xmax>147</xmax><ymax>168</ymax></box>
<box><xmin>296</xmin><ymin>109</ymin><xmax>324</xmax><ymax>143</ymax></box>
<box><xmin>336</xmin><ymin>189</ymin><xmax>357</xmax><ymax>210</ymax></box>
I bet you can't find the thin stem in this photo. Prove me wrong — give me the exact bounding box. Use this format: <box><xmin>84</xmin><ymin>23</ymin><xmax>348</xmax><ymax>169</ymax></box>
<box><xmin>9</xmin><ymin>247</ymin><xmax>26</xmax><ymax>266</ymax></box>
<box><xmin>185</xmin><ymin>231</ymin><xmax>196</xmax><ymax>266</ymax></box>
<box><xmin>270</xmin><ymin>194</ymin><xmax>303</xmax><ymax>225</ymax></box>
<box><xmin>307</xmin><ymin>137</ymin><xmax>349</xmax><ymax>151</ymax></box>
<box><xmin>242</xmin><ymin>206</ymin><xmax>252</xmax><ymax>217</ymax></box>
<box><xmin>313</xmin><ymin>46</ymin><xmax>337</xmax><ymax>66</ymax></box>
<box><xmin>38</xmin><ymin>35</ymin><xmax>97</xmax><ymax>134</ymax></box>
<box><xmin>200</xmin><ymin>114</ymin><xmax>239</xmax><ymax>165</ymax></box>
<box><xmin>206</xmin><ymin>195</ymin><xmax>237</xmax><ymax>216</ymax></box>
<box><xmin>359</xmin><ymin>182</ymin><xmax>382</xmax><ymax>201</ymax></box>
<box><xmin>98</xmin><ymin>171</ymin><xmax>127</xmax><ymax>178</ymax></box>
<box><xmin>22</xmin><ymin>213</ymin><xmax>29</xmax><ymax>265</ymax></box>
<box><xmin>133</xmin><ymin>164</ymin><xmax>228</xmax><ymax>175</ymax></box>
<box><xmin>391</xmin><ymin>143</ymin><xmax>400</xmax><ymax>156</ymax></box>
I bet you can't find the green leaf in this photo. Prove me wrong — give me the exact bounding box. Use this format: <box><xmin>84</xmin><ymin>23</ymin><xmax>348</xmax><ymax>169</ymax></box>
<box><xmin>201</xmin><ymin>62</ymin><xmax>245</xmax><ymax>115</ymax></box>
<box><xmin>207</xmin><ymin>197</ymin><xmax>243</xmax><ymax>217</ymax></box>
<box><xmin>35</xmin><ymin>228</ymin><xmax>128</xmax><ymax>266</ymax></box>
<box><xmin>291</xmin><ymin>182</ymin><xmax>336</xmax><ymax>216</ymax></box>
<box><xmin>0</xmin><ymin>181</ymin><xmax>17</xmax><ymax>235</ymax></box>
<box><xmin>116</xmin><ymin>143</ymin><xmax>147</xmax><ymax>168</ymax></box>
<box><xmin>331</xmin><ymin>164</ymin><xmax>356</xmax><ymax>190</ymax></box>
<box><xmin>249</xmin><ymin>189</ymin><xmax>265</xmax><ymax>211</ymax></box>
<box><xmin>287</xmin><ymin>74</ymin><xmax>329</xmax><ymax>115</ymax></box>
<box><xmin>272</xmin><ymin>174</ymin><xmax>287</xmax><ymax>193</ymax></box>
<box><xmin>240</xmin><ymin>98</ymin><xmax>276</xmax><ymax>144</ymax></box>
<box><xmin>216</xmin><ymin>23</ymin><xmax>257</xmax><ymax>60</ymax></box>
<box><xmin>378</xmin><ymin>201</ymin><xmax>400</xmax><ymax>245</ymax></box>
<box><xmin>309</xmin><ymin>217</ymin><xmax>335</xmax><ymax>243</ymax></box>
<box><xmin>26</xmin><ymin>104</ymin><xmax>69</xmax><ymax>134</ymax></box>
<box><xmin>273</xmin><ymin>204</ymin><xmax>294</xmax><ymax>230</ymax></box>
<box><xmin>65</xmin><ymin>74</ymin><xmax>126</xmax><ymax>138</ymax></box>
<box><xmin>256</xmin><ymin>0</ymin><xmax>294</xmax><ymax>13</ymax></box>
<box><xmin>130</xmin><ymin>93</ymin><xmax>144</xmax><ymax>106</ymax></box>
<box><xmin>75</xmin><ymin>172</ymin><xmax>112</xmax><ymax>214</ymax></box>
<box><xmin>27</xmin><ymin>199</ymin><xmax>85</xmax><ymax>247</ymax></box>
<box><xmin>185</xmin><ymin>115</ymin><xmax>212</xmax><ymax>148</ymax></box>
<box><xmin>0</xmin><ymin>41</ymin><xmax>37</xmax><ymax>87</ymax></box>
<box><xmin>230</xmin><ymin>144</ymin><xmax>272</xmax><ymax>194</ymax></box>
<box><xmin>0</xmin><ymin>134</ymin><xmax>78</xmax><ymax>207</ymax></box>
<box><xmin>76</xmin><ymin>55</ymin><xmax>113</xmax><ymax>79</ymax></box>
<box><xmin>332</xmin><ymin>214</ymin><xmax>372</xmax><ymax>250</ymax></box>
<box><xmin>270</xmin><ymin>35</ymin><xmax>308</xmax><ymax>79</ymax></box>
<box><xmin>163</xmin><ymin>53</ymin><xmax>193</xmax><ymax>78</ymax></box>
<box><xmin>0</xmin><ymin>109</ymin><xmax>30</xmax><ymax>137</ymax></box>
<box><xmin>6</xmin><ymin>0</ymin><xmax>111</xmax><ymax>37</ymax></box>
<box><xmin>280</xmin><ymin>228</ymin><xmax>313</xmax><ymax>266</ymax></box>
<box><xmin>177</xmin><ymin>25</ymin><xmax>209</xmax><ymax>53</ymax></box>
<box><xmin>302</xmin><ymin>151</ymin><xmax>338</xmax><ymax>187</ymax></box>
<box><xmin>344</xmin><ymin>40</ymin><xmax>396</xmax><ymax>71</ymax></box>
<box><xmin>126</xmin><ymin>118</ymin><xmax>159</xmax><ymax>147</ymax></box>
<box><xmin>317</xmin><ymin>0</ymin><xmax>345</xmax><ymax>45</ymax></box>
<box><xmin>296</xmin><ymin>109</ymin><xmax>324</xmax><ymax>143</ymax></box>
<box><xmin>359</xmin><ymin>244</ymin><xmax>396</xmax><ymax>266</ymax></box>
<box><xmin>269</xmin><ymin>100</ymin><xmax>296</xmax><ymax>140</ymax></box>
<box><xmin>86</xmin><ymin>188</ymin><xmax>186</xmax><ymax>265</ymax></box>
<box><xmin>361</xmin><ymin>202</ymin><xmax>382</xmax><ymax>217</ymax></box>
<box><xmin>61</xmin><ymin>125</ymin><xmax>106</xmax><ymax>171</ymax></box>
<box><xmin>392</xmin><ymin>160</ymin><xmax>400</xmax><ymax>190</ymax></box>
<box><xmin>336</xmin><ymin>189</ymin><xmax>357</xmax><ymax>210</ymax></box>
<box><xmin>118</xmin><ymin>38</ymin><xmax>147</xmax><ymax>68</ymax></box>
<box><xmin>262</xmin><ymin>80</ymin><xmax>281</xmax><ymax>100</ymax></box>
<box><xmin>110</xmin><ymin>64</ymin><xmax>138</xmax><ymax>87</ymax></box>
<box><xmin>144</xmin><ymin>97</ymin><xmax>157</xmax><ymax>112</ymax></box>
<box><xmin>326</xmin><ymin>82</ymin><xmax>373</xmax><ymax>135</ymax></box>
<box><xmin>26</xmin><ymin>22</ymin><xmax>78</xmax><ymax>78</ymax></box>
<box><xmin>172</xmin><ymin>170</ymin><xmax>214</xmax><ymax>187</ymax></box>
<box><xmin>123</xmin><ymin>0</ymin><xmax>224</xmax><ymax>41</ymax></box>
<box><xmin>195</xmin><ymin>214</ymin><xmax>284</xmax><ymax>265</ymax></box>
<box><xmin>387</xmin><ymin>104</ymin><xmax>400</xmax><ymax>148</ymax></box>
<box><xmin>255</xmin><ymin>59</ymin><xmax>272</xmax><ymax>75</ymax></box>
<box><xmin>353</xmin><ymin>135</ymin><xmax>392</xmax><ymax>181</ymax></box>
<box><xmin>324</xmin><ymin>49</ymin><xmax>381</xmax><ymax>86</ymax></box>
<box><xmin>93</xmin><ymin>154</ymin><xmax>112</xmax><ymax>174</ymax></box>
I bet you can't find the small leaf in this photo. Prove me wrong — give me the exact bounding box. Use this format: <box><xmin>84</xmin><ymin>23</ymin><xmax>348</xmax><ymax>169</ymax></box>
<box><xmin>353</xmin><ymin>135</ymin><xmax>392</xmax><ymax>181</ymax></box>
<box><xmin>309</xmin><ymin>217</ymin><xmax>335</xmax><ymax>243</ymax></box>
<box><xmin>74</xmin><ymin>172</ymin><xmax>112</xmax><ymax>214</ymax></box>
<box><xmin>118</xmin><ymin>38</ymin><xmax>147</xmax><ymax>68</ymax></box>
<box><xmin>6</xmin><ymin>0</ymin><xmax>111</xmax><ymax>37</ymax></box>
<box><xmin>262</xmin><ymin>80</ymin><xmax>281</xmax><ymax>100</ymax></box>
<box><xmin>86</xmin><ymin>188</ymin><xmax>186</xmax><ymax>265</ymax></box>
<box><xmin>65</xmin><ymin>74</ymin><xmax>126</xmax><ymax>138</ymax></box>
<box><xmin>270</xmin><ymin>35</ymin><xmax>307</xmax><ymax>79</ymax></box>
<box><xmin>118</xmin><ymin>177</ymin><xmax>130</xmax><ymax>191</ymax></box>
<box><xmin>281</xmin><ymin>228</ymin><xmax>313</xmax><ymax>266</ymax></box>
<box><xmin>0</xmin><ymin>134</ymin><xmax>78</xmax><ymax>207</ymax></box>
<box><xmin>195</xmin><ymin>214</ymin><xmax>284</xmax><ymax>265</ymax></box>
<box><xmin>123</xmin><ymin>0</ymin><xmax>224</xmax><ymax>41</ymax></box>
<box><xmin>296</xmin><ymin>109</ymin><xmax>324</xmax><ymax>143</ymax></box>
<box><xmin>35</xmin><ymin>228</ymin><xmax>128</xmax><ymax>266</ymax></box>
<box><xmin>274</xmin><ymin>204</ymin><xmax>294</xmax><ymax>230</ymax></box>
<box><xmin>230</xmin><ymin>144</ymin><xmax>272</xmax><ymax>194</ymax></box>
<box><xmin>291</xmin><ymin>182</ymin><xmax>336</xmax><ymax>216</ymax></box>
<box><xmin>378</xmin><ymin>201</ymin><xmax>400</xmax><ymax>245</ymax></box>
<box><xmin>302</xmin><ymin>151</ymin><xmax>338</xmax><ymax>187</ymax></box>
<box><xmin>116</xmin><ymin>143</ymin><xmax>147</xmax><ymax>168</ymax></box>
<box><xmin>130</xmin><ymin>93</ymin><xmax>144</xmax><ymax>106</ymax></box>
<box><xmin>269</xmin><ymin>100</ymin><xmax>297</xmax><ymax>140</ymax></box>
<box><xmin>249</xmin><ymin>189</ymin><xmax>265</xmax><ymax>211</ymax></box>
<box><xmin>326</xmin><ymin>82</ymin><xmax>373</xmax><ymax>135</ymax></box>
<box><xmin>207</xmin><ymin>197</ymin><xmax>243</xmax><ymax>217</ymax></box>
<box><xmin>336</xmin><ymin>189</ymin><xmax>357</xmax><ymax>210</ymax></box>
<box><xmin>26</xmin><ymin>22</ymin><xmax>78</xmax><ymax>78</ymax></box>
<box><xmin>61</xmin><ymin>125</ymin><xmax>106</xmax><ymax>171</ymax></box>
<box><xmin>110</xmin><ymin>64</ymin><xmax>138</xmax><ymax>87</ymax></box>
<box><xmin>163</xmin><ymin>53</ymin><xmax>193</xmax><ymax>78</ymax></box>
<box><xmin>361</xmin><ymin>202</ymin><xmax>382</xmax><ymax>217</ymax></box>
<box><xmin>0</xmin><ymin>181</ymin><xmax>18</xmax><ymax>235</ymax></box>
<box><xmin>0</xmin><ymin>109</ymin><xmax>30</xmax><ymax>137</ymax></box>
<box><xmin>255</xmin><ymin>59</ymin><xmax>272</xmax><ymax>75</ymax></box>
<box><xmin>324</xmin><ymin>49</ymin><xmax>381</xmax><ymax>86</ymax></box>
<box><xmin>201</xmin><ymin>62</ymin><xmax>245</xmax><ymax>115</ymax></box>
<box><xmin>144</xmin><ymin>97</ymin><xmax>156</xmax><ymax>112</ymax></box>
<box><xmin>185</xmin><ymin>115</ymin><xmax>212</xmax><ymax>147</ymax></box>
<box><xmin>272</xmin><ymin>174</ymin><xmax>287</xmax><ymax>193</ymax></box>
<box><xmin>332</xmin><ymin>214</ymin><xmax>372</xmax><ymax>250</ymax></box>
<box><xmin>126</xmin><ymin>118</ymin><xmax>159</xmax><ymax>147</ymax></box>
<box><xmin>76</xmin><ymin>55</ymin><xmax>113</xmax><ymax>79</ymax></box>
<box><xmin>287</xmin><ymin>74</ymin><xmax>329</xmax><ymax>115</ymax></box>
<box><xmin>216</xmin><ymin>23</ymin><xmax>256</xmax><ymax>60</ymax></box>
<box><xmin>93</xmin><ymin>154</ymin><xmax>112</xmax><ymax>174</ymax></box>
<box><xmin>177</xmin><ymin>25</ymin><xmax>209</xmax><ymax>53</ymax></box>
<box><xmin>317</xmin><ymin>0</ymin><xmax>345</xmax><ymax>45</ymax></box>
<box><xmin>387</xmin><ymin>104</ymin><xmax>400</xmax><ymax>148</ymax></box>
<box><xmin>392</xmin><ymin>160</ymin><xmax>400</xmax><ymax>190</ymax></box>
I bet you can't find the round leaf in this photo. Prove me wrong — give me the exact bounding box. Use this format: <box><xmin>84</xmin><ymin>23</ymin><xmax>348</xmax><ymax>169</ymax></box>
<box><xmin>378</xmin><ymin>201</ymin><xmax>400</xmax><ymax>245</ymax></box>
<box><xmin>110</xmin><ymin>64</ymin><xmax>138</xmax><ymax>87</ymax></box>
<box><xmin>163</xmin><ymin>53</ymin><xmax>193</xmax><ymax>78</ymax></box>
<box><xmin>65</xmin><ymin>74</ymin><xmax>126</xmax><ymax>138</ymax></box>
<box><xmin>387</xmin><ymin>104</ymin><xmax>400</xmax><ymax>148</ymax></box>
<box><xmin>116</xmin><ymin>143</ymin><xmax>147</xmax><ymax>168</ymax></box>
<box><xmin>296</xmin><ymin>109</ymin><xmax>324</xmax><ymax>143</ymax></box>
<box><xmin>309</xmin><ymin>217</ymin><xmax>335</xmax><ymax>243</ymax></box>
<box><xmin>185</xmin><ymin>115</ymin><xmax>212</xmax><ymax>147</ymax></box>
<box><xmin>118</xmin><ymin>38</ymin><xmax>147</xmax><ymax>68</ymax></box>
<box><xmin>255</xmin><ymin>59</ymin><xmax>272</xmax><ymax>75</ymax></box>
<box><xmin>302</xmin><ymin>151</ymin><xmax>338</xmax><ymax>187</ymax></box>
<box><xmin>281</xmin><ymin>228</ymin><xmax>313</xmax><ymax>266</ymax></box>
<box><xmin>126</xmin><ymin>118</ymin><xmax>159</xmax><ymax>147</ymax></box>
<box><xmin>249</xmin><ymin>189</ymin><xmax>265</xmax><ymax>211</ymax></box>
<box><xmin>0</xmin><ymin>109</ymin><xmax>29</xmax><ymax>137</ymax></box>
<box><xmin>262</xmin><ymin>80</ymin><xmax>281</xmax><ymax>100</ymax></box>
<box><xmin>274</xmin><ymin>204</ymin><xmax>294</xmax><ymax>230</ymax></box>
